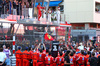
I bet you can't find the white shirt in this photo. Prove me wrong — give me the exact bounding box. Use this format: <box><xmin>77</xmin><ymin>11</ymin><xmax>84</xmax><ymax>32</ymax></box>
<box><xmin>0</xmin><ymin>52</ymin><xmax>7</xmax><ymax>62</ymax></box>
<box><xmin>87</xmin><ymin>47</ymin><xmax>90</xmax><ymax>51</ymax></box>
<box><xmin>56</xmin><ymin>10</ymin><xmax>60</xmax><ymax>15</ymax></box>
<box><xmin>78</xmin><ymin>45</ymin><xmax>84</xmax><ymax>50</ymax></box>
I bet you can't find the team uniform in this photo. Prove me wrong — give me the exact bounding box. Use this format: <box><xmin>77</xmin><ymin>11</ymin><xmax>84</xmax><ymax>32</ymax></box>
<box><xmin>45</xmin><ymin>55</ymin><xmax>54</xmax><ymax>66</ymax></box>
<box><xmin>37</xmin><ymin>5</ymin><xmax>44</xmax><ymax>21</ymax></box>
<box><xmin>46</xmin><ymin>52</ymin><xmax>49</xmax><ymax>57</ymax></box>
<box><xmin>29</xmin><ymin>50</ymin><xmax>33</xmax><ymax>60</ymax></box>
<box><xmin>37</xmin><ymin>52</ymin><xmax>46</xmax><ymax>66</ymax></box>
<box><xmin>55</xmin><ymin>56</ymin><xmax>64</xmax><ymax>66</ymax></box>
<box><xmin>58</xmin><ymin>52</ymin><xmax>65</xmax><ymax>57</ymax></box>
<box><xmin>77</xmin><ymin>54</ymin><xmax>87</xmax><ymax>66</ymax></box>
<box><xmin>86</xmin><ymin>54</ymin><xmax>90</xmax><ymax>66</ymax></box>
<box><xmin>75</xmin><ymin>53</ymin><xmax>81</xmax><ymax>66</ymax></box>
<box><xmin>16</xmin><ymin>50</ymin><xmax>22</xmax><ymax>66</ymax></box>
<box><xmin>62</xmin><ymin>52</ymin><xmax>65</xmax><ymax>57</ymax></box>
<box><xmin>29</xmin><ymin>50</ymin><xmax>33</xmax><ymax>66</ymax></box>
<box><xmin>69</xmin><ymin>56</ymin><xmax>76</xmax><ymax>66</ymax></box>
<box><xmin>73</xmin><ymin>54</ymin><xmax>77</xmax><ymax>66</ymax></box>
<box><xmin>22</xmin><ymin>50</ymin><xmax>30</xmax><ymax>66</ymax></box>
<box><xmin>32</xmin><ymin>51</ymin><xmax>38</xmax><ymax>66</ymax></box>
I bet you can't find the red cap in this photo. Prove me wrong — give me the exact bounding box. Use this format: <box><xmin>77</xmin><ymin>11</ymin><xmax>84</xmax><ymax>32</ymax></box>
<box><xmin>58</xmin><ymin>7</ymin><xmax>60</xmax><ymax>9</ymax></box>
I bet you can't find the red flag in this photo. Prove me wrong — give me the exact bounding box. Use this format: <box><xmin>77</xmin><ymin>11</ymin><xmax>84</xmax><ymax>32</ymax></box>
<box><xmin>44</xmin><ymin>33</ymin><xmax>54</xmax><ymax>41</ymax></box>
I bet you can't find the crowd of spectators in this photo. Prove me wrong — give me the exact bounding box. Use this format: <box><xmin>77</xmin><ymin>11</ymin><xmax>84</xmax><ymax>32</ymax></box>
<box><xmin>0</xmin><ymin>40</ymin><xmax>100</xmax><ymax>66</ymax></box>
<box><xmin>0</xmin><ymin>0</ymin><xmax>23</xmax><ymax>17</ymax></box>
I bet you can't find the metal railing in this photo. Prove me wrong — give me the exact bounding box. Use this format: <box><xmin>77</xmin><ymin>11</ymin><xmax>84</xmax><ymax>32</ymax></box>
<box><xmin>0</xmin><ymin>2</ymin><xmax>65</xmax><ymax>23</ymax></box>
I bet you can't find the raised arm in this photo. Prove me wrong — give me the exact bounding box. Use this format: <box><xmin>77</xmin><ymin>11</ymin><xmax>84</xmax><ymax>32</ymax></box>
<box><xmin>37</xmin><ymin>43</ymin><xmax>41</xmax><ymax>49</ymax></box>
<box><xmin>43</xmin><ymin>43</ymin><xmax>46</xmax><ymax>50</ymax></box>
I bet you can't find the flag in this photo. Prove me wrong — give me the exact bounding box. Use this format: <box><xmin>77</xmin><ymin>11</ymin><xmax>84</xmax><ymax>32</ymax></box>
<box><xmin>44</xmin><ymin>33</ymin><xmax>54</xmax><ymax>41</ymax></box>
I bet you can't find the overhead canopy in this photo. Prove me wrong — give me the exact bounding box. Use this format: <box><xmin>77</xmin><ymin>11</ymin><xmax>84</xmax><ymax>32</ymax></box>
<box><xmin>49</xmin><ymin>1</ymin><xmax>62</xmax><ymax>6</ymax></box>
<box><xmin>35</xmin><ymin>1</ymin><xmax>62</xmax><ymax>7</ymax></box>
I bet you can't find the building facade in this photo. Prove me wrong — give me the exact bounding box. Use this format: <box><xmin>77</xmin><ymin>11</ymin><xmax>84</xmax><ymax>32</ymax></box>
<box><xmin>60</xmin><ymin>0</ymin><xmax>100</xmax><ymax>42</ymax></box>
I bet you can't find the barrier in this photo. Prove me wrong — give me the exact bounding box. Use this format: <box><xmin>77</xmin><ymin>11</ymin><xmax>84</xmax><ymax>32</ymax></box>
<box><xmin>10</xmin><ymin>56</ymin><xmax>16</xmax><ymax>66</ymax></box>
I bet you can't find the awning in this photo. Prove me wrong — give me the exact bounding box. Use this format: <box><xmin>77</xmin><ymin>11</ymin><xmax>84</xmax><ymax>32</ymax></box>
<box><xmin>35</xmin><ymin>1</ymin><xmax>62</xmax><ymax>7</ymax></box>
<box><xmin>60</xmin><ymin>23</ymin><xmax>71</xmax><ymax>27</ymax></box>
<box><xmin>49</xmin><ymin>1</ymin><xmax>62</xmax><ymax>6</ymax></box>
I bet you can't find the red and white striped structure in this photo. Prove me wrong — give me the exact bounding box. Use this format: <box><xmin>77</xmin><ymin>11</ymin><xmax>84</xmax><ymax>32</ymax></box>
<box><xmin>13</xmin><ymin>36</ymin><xmax>15</xmax><ymax>56</ymax></box>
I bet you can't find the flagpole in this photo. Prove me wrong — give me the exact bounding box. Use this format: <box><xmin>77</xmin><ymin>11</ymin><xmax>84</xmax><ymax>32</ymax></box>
<box><xmin>32</xmin><ymin>0</ymin><xmax>36</xmax><ymax>18</ymax></box>
<box><xmin>41</xmin><ymin>35</ymin><xmax>44</xmax><ymax>44</ymax></box>
<box><xmin>41</xmin><ymin>0</ymin><xmax>50</xmax><ymax>44</ymax></box>
<box><xmin>41</xmin><ymin>0</ymin><xmax>46</xmax><ymax>44</ymax></box>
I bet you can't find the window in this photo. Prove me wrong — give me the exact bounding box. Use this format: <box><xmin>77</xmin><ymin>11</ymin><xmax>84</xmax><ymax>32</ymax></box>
<box><xmin>60</xmin><ymin>5</ymin><xmax>64</xmax><ymax>12</ymax></box>
<box><xmin>95</xmin><ymin>2</ymin><xmax>100</xmax><ymax>13</ymax></box>
<box><xmin>98</xmin><ymin>24</ymin><xmax>100</xmax><ymax>28</ymax></box>
<box><xmin>90</xmin><ymin>23</ymin><xmax>97</xmax><ymax>28</ymax></box>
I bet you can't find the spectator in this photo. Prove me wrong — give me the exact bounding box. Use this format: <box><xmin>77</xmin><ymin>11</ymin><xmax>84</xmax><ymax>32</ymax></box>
<box><xmin>26</xmin><ymin>2</ymin><xmax>29</xmax><ymax>8</ymax></box>
<box><xmin>29</xmin><ymin>47</ymin><xmax>33</xmax><ymax>66</ymax></box>
<box><xmin>6</xmin><ymin>0</ymin><xmax>9</xmax><ymax>14</ymax></box>
<box><xmin>0</xmin><ymin>48</ymin><xmax>6</xmax><ymax>66</ymax></box>
<box><xmin>88</xmin><ymin>52</ymin><xmax>98</xmax><ymax>66</ymax></box>
<box><xmin>13</xmin><ymin>0</ymin><xmax>17</xmax><ymax>15</ymax></box>
<box><xmin>94</xmin><ymin>48</ymin><xmax>99</xmax><ymax>57</ymax></box>
<box><xmin>16</xmin><ymin>1</ymin><xmax>19</xmax><ymax>15</ymax></box>
<box><xmin>95</xmin><ymin>7</ymin><xmax>99</xmax><ymax>12</ymax></box>
<box><xmin>9</xmin><ymin>0</ymin><xmax>12</xmax><ymax>14</ymax></box>
<box><xmin>3</xmin><ymin>45</ymin><xmax>6</xmax><ymax>50</ymax></box>
<box><xmin>23</xmin><ymin>2</ymin><xmax>26</xmax><ymax>18</ymax></box>
<box><xmin>98</xmin><ymin>56</ymin><xmax>100</xmax><ymax>66</ymax></box>
<box><xmin>64</xmin><ymin>50</ymin><xmax>73</xmax><ymax>66</ymax></box>
<box><xmin>2</xmin><ymin>0</ymin><xmax>7</xmax><ymax>14</ymax></box>
<box><xmin>0</xmin><ymin>0</ymin><xmax>3</xmax><ymax>17</ymax></box>
<box><xmin>3</xmin><ymin>45</ymin><xmax>11</xmax><ymax>66</ymax></box>
<box><xmin>19</xmin><ymin>1</ymin><xmax>22</xmax><ymax>15</ymax></box>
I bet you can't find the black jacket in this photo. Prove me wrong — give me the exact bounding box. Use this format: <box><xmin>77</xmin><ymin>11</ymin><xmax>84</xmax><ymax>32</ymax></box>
<box><xmin>97</xmin><ymin>56</ymin><xmax>100</xmax><ymax>66</ymax></box>
<box><xmin>13</xmin><ymin>2</ymin><xmax>16</xmax><ymax>9</ymax></box>
<box><xmin>89</xmin><ymin>57</ymin><xmax>98</xmax><ymax>66</ymax></box>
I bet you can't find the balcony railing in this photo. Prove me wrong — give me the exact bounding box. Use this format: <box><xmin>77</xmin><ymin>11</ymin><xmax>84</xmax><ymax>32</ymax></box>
<box><xmin>72</xmin><ymin>26</ymin><xmax>85</xmax><ymax>30</ymax></box>
<box><xmin>0</xmin><ymin>3</ymin><xmax>65</xmax><ymax>24</ymax></box>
